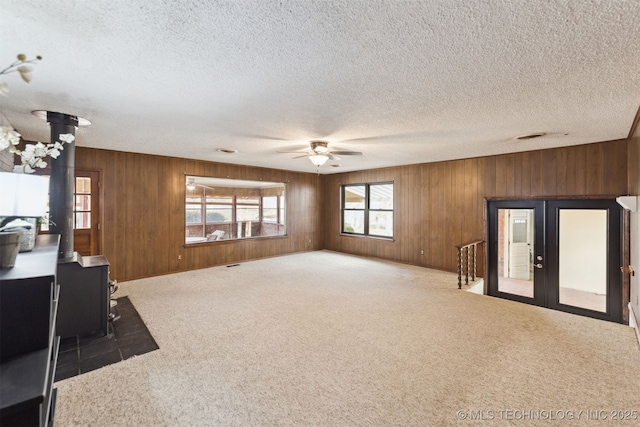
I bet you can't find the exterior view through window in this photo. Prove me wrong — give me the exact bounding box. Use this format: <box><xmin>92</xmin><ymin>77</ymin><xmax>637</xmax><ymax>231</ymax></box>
<box><xmin>341</xmin><ymin>182</ymin><xmax>393</xmax><ymax>238</ymax></box>
<box><xmin>185</xmin><ymin>176</ymin><xmax>287</xmax><ymax>244</ymax></box>
<box><xmin>39</xmin><ymin>176</ymin><xmax>92</xmax><ymax>231</ymax></box>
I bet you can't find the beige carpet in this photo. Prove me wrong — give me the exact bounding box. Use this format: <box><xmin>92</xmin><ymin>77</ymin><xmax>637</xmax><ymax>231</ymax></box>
<box><xmin>55</xmin><ymin>250</ymin><xmax>640</xmax><ymax>426</ymax></box>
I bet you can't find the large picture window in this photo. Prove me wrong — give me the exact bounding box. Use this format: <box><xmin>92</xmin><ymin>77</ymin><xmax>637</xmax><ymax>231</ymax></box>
<box><xmin>185</xmin><ymin>176</ymin><xmax>287</xmax><ymax>244</ymax></box>
<box><xmin>341</xmin><ymin>182</ymin><xmax>393</xmax><ymax>238</ymax></box>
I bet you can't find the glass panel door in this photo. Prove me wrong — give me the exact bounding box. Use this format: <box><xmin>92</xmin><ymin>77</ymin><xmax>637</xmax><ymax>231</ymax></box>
<box><xmin>488</xmin><ymin>201</ymin><xmax>545</xmax><ymax>306</ymax></box>
<box><xmin>546</xmin><ymin>200</ymin><xmax>622</xmax><ymax>322</ymax></box>
<box><xmin>489</xmin><ymin>199</ymin><xmax>622</xmax><ymax>323</ymax></box>
<box><xmin>558</xmin><ymin>209</ymin><xmax>608</xmax><ymax>312</ymax></box>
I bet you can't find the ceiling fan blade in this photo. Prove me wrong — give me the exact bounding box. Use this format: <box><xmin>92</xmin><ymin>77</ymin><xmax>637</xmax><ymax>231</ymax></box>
<box><xmin>277</xmin><ymin>150</ymin><xmax>309</xmax><ymax>154</ymax></box>
<box><xmin>330</xmin><ymin>150</ymin><xmax>362</xmax><ymax>156</ymax></box>
<box><xmin>291</xmin><ymin>154</ymin><xmax>310</xmax><ymax>159</ymax></box>
<box><xmin>237</xmin><ymin>133</ymin><xmax>289</xmax><ymax>141</ymax></box>
<box><xmin>328</xmin><ymin>153</ymin><xmax>340</xmax><ymax>161</ymax></box>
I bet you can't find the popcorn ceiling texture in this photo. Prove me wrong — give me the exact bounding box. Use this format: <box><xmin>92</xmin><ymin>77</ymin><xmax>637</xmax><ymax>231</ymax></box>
<box><xmin>1</xmin><ymin>1</ymin><xmax>639</xmax><ymax>174</ymax></box>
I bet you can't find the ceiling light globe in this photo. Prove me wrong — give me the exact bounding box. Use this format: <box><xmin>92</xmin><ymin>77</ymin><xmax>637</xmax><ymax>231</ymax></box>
<box><xmin>309</xmin><ymin>154</ymin><xmax>328</xmax><ymax>166</ymax></box>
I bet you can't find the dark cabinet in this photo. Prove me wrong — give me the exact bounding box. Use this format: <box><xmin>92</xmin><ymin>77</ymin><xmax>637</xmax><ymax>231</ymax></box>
<box><xmin>0</xmin><ymin>235</ymin><xmax>61</xmax><ymax>426</ymax></box>
<box><xmin>57</xmin><ymin>254</ymin><xmax>110</xmax><ymax>339</ymax></box>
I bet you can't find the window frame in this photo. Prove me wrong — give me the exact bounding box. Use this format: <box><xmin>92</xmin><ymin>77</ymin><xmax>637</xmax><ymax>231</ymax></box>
<box><xmin>205</xmin><ymin>195</ymin><xmax>234</xmax><ymax>224</ymax></box>
<box><xmin>184</xmin><ymin>176</ymin><xmax>288</xmax><ymax>244</ymax></box>
<box><xmin>341</xmin><ymin>181</ymin><xmax>394</xmax><ymax>239</ymax></box>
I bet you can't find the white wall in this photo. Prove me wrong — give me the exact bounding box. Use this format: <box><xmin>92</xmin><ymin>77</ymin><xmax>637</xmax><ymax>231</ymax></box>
<box><xmin>558</xmin><ymin>209</ymin><xmax>607</xmax><ymax>294</ymax></box>
<box><xmin>629</xmin><ymin>135</ymin><xmax>639</xmax><ymax>329</ymax></box>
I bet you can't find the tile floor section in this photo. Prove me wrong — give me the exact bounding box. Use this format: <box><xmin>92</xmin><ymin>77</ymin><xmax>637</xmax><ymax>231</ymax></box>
<box><xmin>498</xmin><ymin>277</ymin><xmax>607</xmax><ymax>312</ymax></box>
<box><xmin>55</xmin><ymin>296</ymin><xmax>159</xmax><ymax>382</ymax></box>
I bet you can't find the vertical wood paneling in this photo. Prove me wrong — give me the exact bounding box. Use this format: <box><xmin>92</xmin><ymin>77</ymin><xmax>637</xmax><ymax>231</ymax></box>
<box><xmin>520</xmin><ymin>153</ymin><xmax>531</xmax><ymax>198</ymax></box>
<box><xmin>555</xmin><ymin>148</ymin><xmax>567</xmax><ymax>196</ymax></box>
<box><xmin>421</xmin><ymin>164</ymin><xmax>431</xmax><ymax>266</ymax></box>
<box><xmin>76</xmin><ymin>138</ymin><xmax>629</xmax><ymax>281</ymax></box>
<box><xmin>602</xmin><ymin>140</ymin><xmax>628</xmax><ymax>195</ymax></box>
<box><xmin>629</xmin><ymin>137</ymin><xmax>640</xmax><ymax>194</ymax></box>
<box><xmin>529</xmin><ymin>150</ymin><xmax>543</xmax><ymax>195</ymax></box>
<box><xmin>504</xmin><ymin>154</ymin><xmax>516</xmax><ymax>198</ymax></box>
<box><xmin>495</xmin><ymin>155</ymin><xmax>507</xmax><ymax>197</ymax></box>
<box><xmin>573</xmin><ymin>145</ymin><xmax>588</xmax><ymax>196</ymax></box>
<box><xmin>323</xmin><ymin>140</ymin><xmax>628</xmax><ymax>274</ymax></box>
<box><xmin>513</xmin><ymin>153</ymin><xmax>522</xmax><ymax>198</ymax></box>
<box><xmin>586</xmin><ymin>143</ymin><xmax>603</xmax><ymax>195</ymax></box>
<box><xmin>542</xmin><ymin>149</ymin><xmax>557</xmax><ymax>196</ymax></box>
<box><xmin>76</xmin><ymin>148</ymin><xmax>321</xmax><ymax>281</ymax></box>
<box><xmin>483</xmin><ymin>156</ymin><xmax>496</xmax><ymax>199</ymax></box>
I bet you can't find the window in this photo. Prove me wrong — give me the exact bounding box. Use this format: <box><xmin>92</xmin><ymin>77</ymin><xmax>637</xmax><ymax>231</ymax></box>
<box><xmin>185</xmin><ymin>190</ymin><xmax>203</xmax><ymax>224</ymax></box>
<box><xmin>206</xmin><ymin>196</ymin><xmax>232</xmax><ymax>223</ymax></box>
<box><xmin>74</xmin><ymin>177</ymin><xmax>92</xmax><ymax>229</ymax></box>
<box><xmin>185</xmin><ymin>176</ymin><xmax>287</xmax><ymax>244</ymax></box>
<box><xmin>41</xmin><ymin>176</ymin><xmax>94</xmax><ymax>231</ymax></box>
<box><xmin>262</xmin><ymin>196</ymin><xmax>278</xmax><ymax>222</ymax></box>
<box><xmin>236</xmin><ymin>196</ymin><xmax>260</xmax><ymax>222</ymax></box>
<box><xmin>342</xmin><ymin>182</ymin><xmax>393</xmax><ymax>238</ymax></box>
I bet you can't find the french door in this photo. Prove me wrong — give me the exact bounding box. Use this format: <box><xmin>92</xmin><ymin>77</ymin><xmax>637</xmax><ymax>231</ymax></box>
<box><xmin>487</xmin><ymin>199</ymin><xmax>622</xmax><ymax>323</ymax></box>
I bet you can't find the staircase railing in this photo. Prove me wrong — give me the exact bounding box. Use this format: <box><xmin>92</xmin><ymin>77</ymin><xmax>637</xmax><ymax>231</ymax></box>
<box><xmin>455</xmin><ymin>240</ymin><xmax>484</xmax><ymax>289</ymax></box>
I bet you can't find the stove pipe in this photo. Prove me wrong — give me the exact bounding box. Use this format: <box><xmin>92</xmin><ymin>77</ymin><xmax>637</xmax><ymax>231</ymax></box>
<box><xmin>46</xmin><ymin>112</ymin><xmax>78</xmax><ymax>259</ymax></box>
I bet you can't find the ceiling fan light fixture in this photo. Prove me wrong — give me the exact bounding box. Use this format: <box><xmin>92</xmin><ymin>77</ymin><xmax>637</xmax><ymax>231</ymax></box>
<box><xmin>310</xmin><ymin>140</ymin><xmax>329</xmax><ymax>153</ymax></box>
<box><xmin>309</xmin><ymin>154</ymin><xmax>329</xmax><ymax>166</ymax></box>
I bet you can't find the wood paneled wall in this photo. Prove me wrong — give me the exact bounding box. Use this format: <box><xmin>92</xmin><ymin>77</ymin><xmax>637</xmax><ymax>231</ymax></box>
<box><xmin>322</xmin><ymin>140</ymin><xmax>629</xmax><ymax>274</ymax></box>
<box><xmin>76</xmin><ymin>148</ymin><xmax>322</xmax><ymax>282</ymax></box>
<box><xmin>75</xmin><ymin>139</ymin><xmax>629</xmax><ymax>282</ymax></box>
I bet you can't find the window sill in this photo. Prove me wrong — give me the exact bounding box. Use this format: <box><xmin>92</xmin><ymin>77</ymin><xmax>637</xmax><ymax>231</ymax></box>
<box><xmin>184</xmin><ymin>234</ymin><xmax>289</xmax><ymax>247</ymax></box>
<box><xmin>339</xmin><ymin>233</ymin><xmax>395</xmax><ymax>242</ymax></box>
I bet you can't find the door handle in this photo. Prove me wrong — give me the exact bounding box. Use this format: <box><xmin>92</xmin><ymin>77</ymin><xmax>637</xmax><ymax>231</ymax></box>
<box><xmin>535</xmin><ymin>263</ymin><xmax>543</xmax><ymax>269</ymax></box>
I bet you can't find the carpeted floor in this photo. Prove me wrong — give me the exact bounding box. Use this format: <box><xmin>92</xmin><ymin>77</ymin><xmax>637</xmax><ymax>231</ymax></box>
<box><xmin>54</xmin><ymin>250</ymin><xmax>640</xmax><ymax>426</ymax></box>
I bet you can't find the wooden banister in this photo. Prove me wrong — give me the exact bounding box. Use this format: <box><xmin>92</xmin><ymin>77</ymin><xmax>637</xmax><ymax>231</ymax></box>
<box><xmin>455</xmin><ymin>240</ymin><xmax>483</xmax><ymax>289</ymax></box>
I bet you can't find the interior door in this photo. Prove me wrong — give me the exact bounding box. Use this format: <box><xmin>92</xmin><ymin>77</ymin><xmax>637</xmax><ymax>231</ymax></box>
<box><xmin>73</xmin><ymin>170</ymin><xmax>101</xmax><ymax>256</ymax></box>
<box><xmin>488</xmin><ymin>199</ymin><xmax>623</xmax><ymax>323</ymax></box>
<box><xmin>507</xmin><ymin>209</ymin><xmax>532</xmax><ymax>280</ymax></box>
<box><xmin>38</xmin><ymin>169</ymin><xmax>102</xmax><ymax>256</ymax></box>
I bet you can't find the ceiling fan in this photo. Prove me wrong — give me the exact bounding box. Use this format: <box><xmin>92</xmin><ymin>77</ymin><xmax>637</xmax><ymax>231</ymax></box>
<box><xmin>279</xmin><ymin>140</ymin><xmax>363</xmax><ymax>166</ymax></box>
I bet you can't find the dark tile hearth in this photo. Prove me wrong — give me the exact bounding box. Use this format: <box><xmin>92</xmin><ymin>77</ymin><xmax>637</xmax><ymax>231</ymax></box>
<box><xmin>55</xmin><ymin>296</ymin><xmax>159</xmax><ymax>382</ymax></box>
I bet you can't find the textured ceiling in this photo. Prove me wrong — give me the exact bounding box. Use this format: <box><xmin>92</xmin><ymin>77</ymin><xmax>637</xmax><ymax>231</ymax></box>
<box><xmin>1</xmin><ymin>0</ymin><xmax>639</xmax><ymax>174</ymax></box>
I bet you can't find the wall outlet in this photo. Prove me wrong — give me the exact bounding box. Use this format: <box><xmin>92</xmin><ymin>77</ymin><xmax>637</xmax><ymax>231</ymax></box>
<box><xmin>420</xmin><ymin>250</ymin><xmax>424</xmax><ymax>255</ymax></box>
<box><xmin>178</xmin><ymin>254</ymin><xmax>182</xmax><ymax>260</ymax></box>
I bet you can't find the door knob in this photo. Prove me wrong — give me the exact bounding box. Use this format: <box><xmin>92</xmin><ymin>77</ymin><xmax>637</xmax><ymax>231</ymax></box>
<box><xmin>535</xmin><ymin>263</ymin><xmax>543</xmax><ymax>269</ymax></box>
